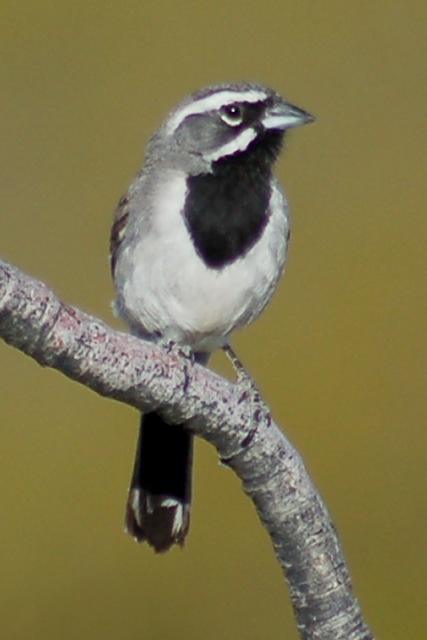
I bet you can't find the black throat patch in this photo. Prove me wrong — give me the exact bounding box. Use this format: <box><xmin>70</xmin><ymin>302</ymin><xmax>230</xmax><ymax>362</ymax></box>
<box><xmin>183</xmin><ymin>131</ymin><xmax>283</xmax><ymax>269</ymax></box>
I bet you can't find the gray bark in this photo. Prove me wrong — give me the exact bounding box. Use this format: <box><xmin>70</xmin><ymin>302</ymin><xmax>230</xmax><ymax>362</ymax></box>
<box><xmin>0</xmin><ymin>259</ymin><xmax>374</xmax><ymax>640</ymax></box>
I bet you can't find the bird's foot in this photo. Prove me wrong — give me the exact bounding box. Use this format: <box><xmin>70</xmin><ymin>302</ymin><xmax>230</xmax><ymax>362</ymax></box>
<box><xmin>222</xmin><ymin>344</ymin><xmax>272</xmax><ymax>443</ymax></box>
<box><xmin>158</xmin><ymin>338</ymin><xmax>195</xmax><ymax>363</ymax></box>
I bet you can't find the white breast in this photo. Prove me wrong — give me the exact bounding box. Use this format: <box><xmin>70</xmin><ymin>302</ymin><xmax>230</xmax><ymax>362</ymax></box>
<box><xmin>114</xmin><ymin>171</ymin><xmax>289</xmax><ymax>351</ymax></box>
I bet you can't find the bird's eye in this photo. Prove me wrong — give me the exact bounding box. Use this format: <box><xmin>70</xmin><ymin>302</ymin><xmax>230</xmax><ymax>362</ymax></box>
<box><xmin>219</xmin><ymin>104</ymin><xmax>244</xmax><ymax>127</ymax></box>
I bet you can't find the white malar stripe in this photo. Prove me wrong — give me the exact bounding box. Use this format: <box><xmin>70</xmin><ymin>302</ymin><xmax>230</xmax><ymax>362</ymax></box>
<box><xmin>166</xmin><ymin>89</ymin><xmax>267</xmax><ymax>134</ymax></box>
<box><xmin>205</xmin><ymin>127</ymin><xmax>257</xmax><ymax>161</ymax></box>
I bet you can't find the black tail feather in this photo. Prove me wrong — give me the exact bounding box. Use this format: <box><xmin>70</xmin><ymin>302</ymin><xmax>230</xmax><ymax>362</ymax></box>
<box><xmin>124</xmin><ymin>412</ymin><xmax>193</xmax><ymax>552</ymax></box>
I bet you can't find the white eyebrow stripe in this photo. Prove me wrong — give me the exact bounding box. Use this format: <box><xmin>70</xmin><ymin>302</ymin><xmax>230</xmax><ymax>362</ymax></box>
<box><xmin>166</xmin><ymin>89</ymin><xmax>267</xmax><ymax>134</ymax></box>
<box><xmin>204</xmin><ymin>127</ymin><xmax>258</xmax><ymax>161</ymax></box>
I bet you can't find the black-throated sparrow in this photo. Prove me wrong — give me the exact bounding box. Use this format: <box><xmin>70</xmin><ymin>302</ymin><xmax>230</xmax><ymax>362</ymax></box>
<box><xmin>110</xmin><ymin>82</ymin><xmax>313</xmax><ymax>552</ymax></box>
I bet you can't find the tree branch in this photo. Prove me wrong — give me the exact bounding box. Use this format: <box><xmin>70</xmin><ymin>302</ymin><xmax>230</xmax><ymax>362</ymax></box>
<box><xmin>0</xmin><ymin>258</ymin><xmax>374</xmax><ymax>640</ymax></box>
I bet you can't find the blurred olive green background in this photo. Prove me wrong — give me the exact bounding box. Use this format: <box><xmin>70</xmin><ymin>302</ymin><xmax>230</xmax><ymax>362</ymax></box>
<box><xmin>1</xmin><ymin>2</ymin><xmax>426</xmax><ymax>639</ymax></box>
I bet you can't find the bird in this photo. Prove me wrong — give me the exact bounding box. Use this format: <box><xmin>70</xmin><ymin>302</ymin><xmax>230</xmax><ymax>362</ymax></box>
<box><xmin>110</xmin><ymin>82</ymin><xmax>314</xmax><ymax>552</ymax></box>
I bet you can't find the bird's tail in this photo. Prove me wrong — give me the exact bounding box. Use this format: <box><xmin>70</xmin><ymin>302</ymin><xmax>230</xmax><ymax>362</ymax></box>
<box><xmin>124</xmin><ymin>411</ymin><xmax>193</xmax><ymax>553</ymax></box>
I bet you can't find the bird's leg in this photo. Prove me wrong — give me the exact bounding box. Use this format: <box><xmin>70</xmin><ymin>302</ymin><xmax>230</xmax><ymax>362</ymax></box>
<box><xmin>222</xmin><ymin>344</ymin><xmax>254</xmax><ymax>386</ymax></box>
<box><xmin>222</xmin><ymin>344</ymin><xmax>272</xmax><ymax>445</ymax></box>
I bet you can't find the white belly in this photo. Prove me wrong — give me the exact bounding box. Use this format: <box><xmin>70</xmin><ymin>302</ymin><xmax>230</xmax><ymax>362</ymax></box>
<box><xmin>114</xmin><ymin>172</ymin><xmax>289</xmax><ymax>351</ymax></box>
